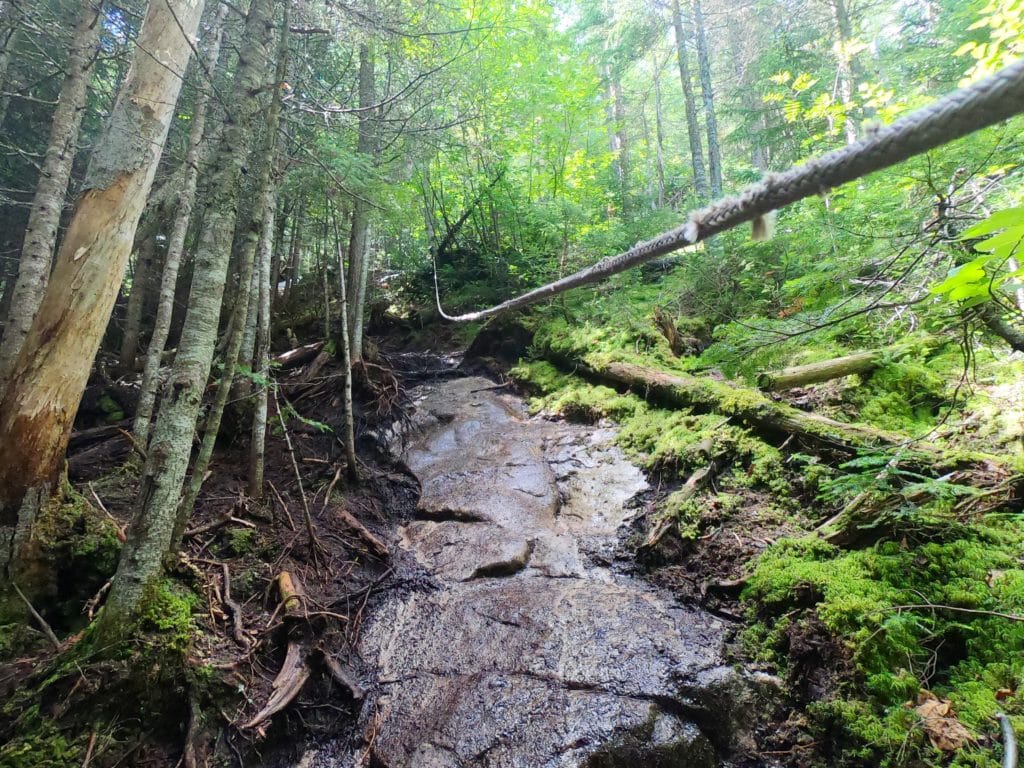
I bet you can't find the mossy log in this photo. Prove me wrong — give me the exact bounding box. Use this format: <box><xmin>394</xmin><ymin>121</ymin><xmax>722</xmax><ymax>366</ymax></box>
<box><xmin>544</xmin><ymin>352</ymin><xmax>1003</xmax><ymax>471</ymax></box>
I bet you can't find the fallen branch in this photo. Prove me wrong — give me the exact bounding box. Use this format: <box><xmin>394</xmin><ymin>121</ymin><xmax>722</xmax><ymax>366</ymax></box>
<box><xmin>335</xmin><ymin>507</ymin><xmax>389</xmax><ymax>559</ymax></box>
<box><xmin>435</xmin><ymin>59</ymin><xmax>1024</xmax><ymax>321</ymax></box>
<box><xmin>544</xmin><ymin>350</ymin><xmax>1007</xmax><ymax>472</ymax></box>
<box><xmin>221</xmin><ymin>564</ymin><xmax>249</xmax><ymax>647</ymax></box>
<box><xmin>184</xmin><ymin>512</ymin><xmax>256</xmax><ymax>539</ymax></box>
<box><xmin>272</xmin><ymin>342</ymin><xmax>325</xmax><ymax>370</ymax></box>
<box><xmin>644</xmin><ymin>459</ymin><xmax>720</xmax><ymax>549</ymax></box>
<box><xmin>12</xmin><ymin>582</ymin><xmax>59</xmax><ymax>649</ymax></box>
<box><xmin>240</xmin><ymin>641</ymin><xmax>310</xmax><ymax>731</ymax></box>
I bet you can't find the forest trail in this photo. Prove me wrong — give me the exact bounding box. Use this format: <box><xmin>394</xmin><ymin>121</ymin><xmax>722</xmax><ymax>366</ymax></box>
<box><xmin>300</xmin><ymin>375</ymin><xmax>746</xmax><ymax>767</ymax></box>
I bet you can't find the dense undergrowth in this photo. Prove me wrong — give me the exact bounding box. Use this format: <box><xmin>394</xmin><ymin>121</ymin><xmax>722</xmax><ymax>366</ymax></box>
<box><xmin>509</xmin><ymin>256</ymin><xmax>1024</xmax><ymax>767</ymax></box>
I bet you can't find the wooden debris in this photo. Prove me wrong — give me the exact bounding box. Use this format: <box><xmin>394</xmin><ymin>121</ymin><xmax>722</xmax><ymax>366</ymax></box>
<box><xmin>336</xmin><ymin>507</ymin><xmax>389</xmax><ymax>558</ymax></box>
<box><xmin>314</xmin><ymin>645</ymin><xmax>364</xmax><ymax>701</ymax></box>
<box><xmin>277</xmin><ymin>570</ymin><xmax>306</xmax><ymax>618</ymax></box>
<box><xmin>272</xmin><ymin>342</ymin><xmax>324</xmax><ymax>370</ymax></box>
<box><xmin>221</xmin><ymin>564</ymin><xmax>249</xmax><ymax>647</ymax></box>
<box><xmin>240</xmin><ymin>642</ymin><xmax>310</xmax><ymax>731</ymax></box>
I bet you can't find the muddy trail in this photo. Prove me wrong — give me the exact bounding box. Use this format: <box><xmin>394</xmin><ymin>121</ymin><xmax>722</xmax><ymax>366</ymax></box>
<box><xmin>291</xmin><ymin>374</ymin><xmax>757</xmax><ymax>767</ymax></box>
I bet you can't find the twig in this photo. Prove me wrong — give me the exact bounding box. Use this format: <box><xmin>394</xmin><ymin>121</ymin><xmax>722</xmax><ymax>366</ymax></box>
<box><xmin>886</xmin><ymin>604</ymin><xmax>1024</xmax><ymax>622</ymax></box>
<box><xmin>12</xmin><ymin>582</ymin><xmax>59</xmax><ymax>648</ymax></box>
<box><xmin>267</xmin><ymin>479</ymin><xmax>296</xmax><ymax>531</ymax></box>
<box><xmin>81</xmin><ymin>732</ymin><xmax>98</xmax><ymax>768</ymax></box>
<box><xmin>116</xmin><ymin>427</ymin><xmax>148</xmax><ymax>462</ymax></box>
<box><xmin>274</xmin><ymin>387</ymin><xmax>322</xmax><ymax>563</ymax></box>
<box><xmin>88</xmin><ymin>483</ymin><xmax>126</xmax><ymax>542</ymax></box>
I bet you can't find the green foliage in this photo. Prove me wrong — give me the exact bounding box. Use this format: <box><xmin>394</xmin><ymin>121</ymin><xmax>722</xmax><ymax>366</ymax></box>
<box><xmin>744</xmin><ymin>517</ymin><xmax>1024</xmax><ymax>767</ymax></box>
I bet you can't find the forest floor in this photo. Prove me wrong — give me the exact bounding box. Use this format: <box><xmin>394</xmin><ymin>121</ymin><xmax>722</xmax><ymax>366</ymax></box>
<box><xmin>2</xmin><ymin>299</ymin><xmax>1023</xmax><ymax>768</ymax></box>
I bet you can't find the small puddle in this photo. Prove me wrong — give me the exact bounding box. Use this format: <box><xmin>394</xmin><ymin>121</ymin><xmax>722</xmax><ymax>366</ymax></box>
<box><xmin>297</xmin><ymin>376</ymin><xmax>747</xmax><ymax>767</ymax></box>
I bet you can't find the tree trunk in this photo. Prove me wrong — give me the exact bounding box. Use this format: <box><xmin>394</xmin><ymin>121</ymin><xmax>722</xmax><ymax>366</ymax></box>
<box><xmin>0</xmin><ymin>3</ymin><xmax>19</xmax><ymax>131</ymax></box>
<box><xmin>119</xmin><ymin>227</ymin><xmax>161</xmax><ymax>372</ymax></box>
<box><xmin>0</xmin><ymin>0</ymin><xmax>205</xmax><ymax>595</ymax></box>
<box><xmin>692</xmin><ymin>0</ymin><xmax>722</xmax><ymax>198</ymax></box>
<box><xmin>133</xmin><ymin>2</ymin><xmax>229</xmax><ymax>440</ymax></box>
<box><xmin>346</xmin><ymin>39</ymin><xmax>376</xmax><ymax>363</ymax></box>
<box><xmin>829</xmin><ymin>0</ymin><xmax>863</xmax><ymax>144</ymax></box>
<box><xmin>652</xmin><ymin>54</ymin><xmax>667</xmax><ymax>207</ymax></box>
<box><xmin>179</xmin><ymin>8</ymin><xmax>288</xmax><ymax>527</ymax></box>
<box><xmin>97</xmin><ymin>0</ymin><xmax>274</xmax><ymax>639</ymax></box>
<box><xmin>248</xmin><ymin>171</ymin><xmax>279</xmax><ymax>498</ymax></box>
<box><xmin>332</xmin><ymin>209</ymin><xmax>359</xmax><ymax>482</ymax></box>
<box><xmin>670</xmin><ymin>0</ymin><xmax>708</xmax><ymax>201</ymax></box>
<box><xmin>0</xmin><ymin>0</ymin><xmax>102</xmax><ymax>397</ymax></box>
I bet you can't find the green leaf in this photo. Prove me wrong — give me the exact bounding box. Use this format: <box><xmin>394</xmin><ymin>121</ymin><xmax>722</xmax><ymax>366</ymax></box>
<box><xmin>960</xmin><ymin>208</ymin><xmax>1024</xmax><ymax>239</ymax></box>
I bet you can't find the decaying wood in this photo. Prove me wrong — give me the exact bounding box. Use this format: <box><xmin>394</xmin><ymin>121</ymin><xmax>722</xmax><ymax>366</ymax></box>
<box><xmin>544</xmin><ymin>352</ymin><xmax>1007</xmax><ymax>472</ymax></box>
<box><xmin>277</xmin><ymin>570</ymin><xmax>306</xmax><ymax>618</ymax></box>
<box><xmin>221</xmin><ymin>564</ymin><xmax>248</xmax><ymax>647</ymax></box>
<box><xmin>314</xmin><ymin>645</ymin><xmax>364</xmax><ymax>700</ymax></box>
<box><xmin>756</xmin><ymin>344</ymin><xmax>928</xmax><ymax>391</ymax></box>
<box><xmin>644</xmin><ymin>460</ymin><xmax>719</xmax><ymax>549</ymax></box>
<box><xmin>335</xmin><ymin>507</ymin><xmax>389</xmax><ymax>559</ymax></box>
<box><xmin>240</xmin><ymin>642</ymin><xmax>310</xmax><ymax>730</ymax></box>
<box><xmin>273</xmin><ymin>342</ymin><xmax>325</xmax><ymax>370</ymax></box>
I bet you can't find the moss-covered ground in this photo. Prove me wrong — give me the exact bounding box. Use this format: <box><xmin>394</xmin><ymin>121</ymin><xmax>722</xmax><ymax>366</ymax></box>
<box><xmin>509</xmin><ymin>273</ymin><xmax>1024</xmax><ymax>768</ymax></box>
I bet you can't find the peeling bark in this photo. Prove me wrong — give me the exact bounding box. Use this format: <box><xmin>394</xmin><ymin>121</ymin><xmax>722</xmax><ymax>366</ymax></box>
<box><xmin>0</xmin><ymin>0</ymin><xmax>205</xmax><ymax>590</ymax></box>
<box><xmin>0</xmin><ymin>0</ymin><xmax>102</xmax><ymax>397</ymax></box>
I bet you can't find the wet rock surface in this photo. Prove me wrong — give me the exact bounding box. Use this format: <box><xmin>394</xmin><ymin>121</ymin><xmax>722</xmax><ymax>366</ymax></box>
<box><xmin>300</xmin><ymin>377</ymin><xmax>737</xmax><ymax>767</ymax></box>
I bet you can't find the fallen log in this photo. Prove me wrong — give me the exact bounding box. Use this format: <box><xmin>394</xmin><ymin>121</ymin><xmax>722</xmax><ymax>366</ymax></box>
<box><xmin>758</xmin><ymin>350</ymin><xmax>882</xmax><ymax>391</ymax></box>
<box><xmin>756</xmin><ymin>343</ymin><xmax>931</xmax><ymax>391</ymax></box>
<box><xmin>543</xmin><ymin>351</ymin><xmax>1006</xmax><ymax>471</ymax></box>
<box><xmin>272</xmin><ymin>341</ymin><xmax>325</xmax><ymax>370</ymax></box>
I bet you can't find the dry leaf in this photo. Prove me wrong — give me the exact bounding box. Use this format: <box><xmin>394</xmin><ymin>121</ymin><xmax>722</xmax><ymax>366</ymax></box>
<box><xmin>914</xmin><ymin>691</ymin><xmax>976</xmax><ymax>752</ymax></box>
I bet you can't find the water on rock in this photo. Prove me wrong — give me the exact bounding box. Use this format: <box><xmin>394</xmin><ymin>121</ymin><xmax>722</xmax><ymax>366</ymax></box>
<box><xmin>297</xmin><ymin>377</ymin><xmax>746</xmax><ymax>767</ymax></box>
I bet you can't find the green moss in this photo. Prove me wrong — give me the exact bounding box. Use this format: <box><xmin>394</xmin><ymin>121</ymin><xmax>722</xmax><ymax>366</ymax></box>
<box><xmin>227</xmin><ymin>527</ymin><xmax>257</xmax><ymax>557</ymax></box>
<box><xmin>743</xmin><ymin>517</ymin><xmax>1024</xmax><ymax>766</ymax></box>
<box><xmin>0</xmin><ymin>712</ymin><xmax>84</xmax><ymax>767</ymax></box>
<box><xmin>139</xmin><ymin>579</ymin><xmax>199</xmax><ymax>656</ymax></box>
<box><xmin>97</xmin><ymin>394</ymin><xmax>125</xmax><ymax>423</ymax></box>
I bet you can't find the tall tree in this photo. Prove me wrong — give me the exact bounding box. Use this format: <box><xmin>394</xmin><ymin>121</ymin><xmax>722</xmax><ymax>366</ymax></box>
<box><xmin>670</xmin><ymin>0</ymin><xmax>708</xmax><ymax>200</ymax></box>
<box><xmin>97</xmin><ymin>0</ymin><xmax>275</xmax><ymax>638</ymax></box>
<box><xmin>0</xmin><ymin>0</ymin><xmax>102</xmax><ymax>397</ymax></box>
<box><xmin>692</xmin><ymin>0</ymin><xmax>722</xmax><ymax>197</ymax></box>
<box><xmin>0</xmin><ymin>0</ymin><xmax>205</xmax><ymax>597</ymax></box>
<box><xmin>133</xmin><ymin>3</ymin><xmax>229</xmax><ymax>440</ymax></box>
<box><xmin>346</xmin><ymin>38</ymin><xmax>378</xmax><ymax>363</ymax></box>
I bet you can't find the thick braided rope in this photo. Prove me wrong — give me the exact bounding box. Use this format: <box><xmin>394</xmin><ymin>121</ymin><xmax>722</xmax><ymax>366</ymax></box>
<box><xmin>439</xmin><ymin>57</ymin><xmax>1024</xmax><ymax>322</ymax></box>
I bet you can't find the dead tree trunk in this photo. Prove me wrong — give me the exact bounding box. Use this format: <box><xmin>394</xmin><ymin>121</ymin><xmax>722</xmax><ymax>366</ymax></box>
<box><xmin>756</xmin><ymin>344</ymin><xmax>929</xmax><ymax>391</ymax></box>
<box><xmin>0</xmin><ymin>0</ymin><xmax>205</xmax><ymax>601</ymax></box>
<box><xmin>0</xmin><ymin>0</ymin><xmax>102</xmax><ymax>397</ymax></box>
<box><xmin>97</xmin><ymin>0</ymin><xmax>274</xmax><ymax>640</ymax></box>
